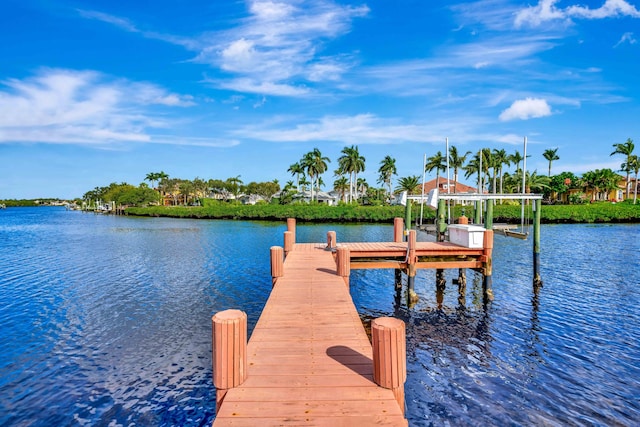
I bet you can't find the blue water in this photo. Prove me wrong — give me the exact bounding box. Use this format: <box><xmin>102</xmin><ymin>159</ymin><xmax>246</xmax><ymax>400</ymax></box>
<box><xmin>1</xmin><ymin>207</ymin><xmax>639</xmax><ymax>426</ymax></box>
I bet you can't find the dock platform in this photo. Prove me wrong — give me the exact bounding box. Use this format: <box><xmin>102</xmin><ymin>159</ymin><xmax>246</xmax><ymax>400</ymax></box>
<box><xmin>212</xmin><ymin>242</ymin><xmax>408</xmax><ymax>426</ymax></box>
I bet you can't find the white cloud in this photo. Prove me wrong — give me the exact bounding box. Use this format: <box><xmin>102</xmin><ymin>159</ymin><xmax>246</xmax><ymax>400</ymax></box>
<box><xmin>499</xmin><ymin>98</ymin><xmax>552</xmax><ymax>121</ymax></box>
<box><xmin>614</xmin><ymin>31</ymin><xmax>637</xmax><ymax>46</ymax></box>
<box><xmin>515</xmin><ymin>0</ymin><xmax>640</xmax><ymax>28</ymax></box>
<box><xmin>194</xmin><ymin>0</ymin><xmax>369</xmax><ymax>95</ymax></box>
<box><xmin>0</xmin><ymin>69</ymin><xmax>199</xmax><ymax>145</ymax></box>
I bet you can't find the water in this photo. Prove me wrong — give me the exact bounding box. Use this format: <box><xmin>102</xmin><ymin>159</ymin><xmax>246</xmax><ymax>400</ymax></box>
<box><xmin>1</xmin><ymin>207</ymin><xmax>639</xmax><ymax>426</ymax></box>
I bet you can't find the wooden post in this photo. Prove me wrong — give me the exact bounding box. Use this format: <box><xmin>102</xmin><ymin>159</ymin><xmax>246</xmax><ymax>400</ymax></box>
<box><xmin>407</xmin><ymin>230</ymin><xmax>418</xmax><ymax>305</ymax></box>
<box><xmin>283</xmin><ymin>231</ymin><xmax>294</xmax><ymax>256</ymax></box>
<box><xmin>484</xmin><ymin>198</ymin><xmax>494</xmax><ymax>231</ymax></box>
<box><xmin>474</xmin><ymin>200</ymin><xmax>482</xmax><ymax>224</ymax></box>
<box><xmin>336</xmin><ymin>246</ymin><xmax>350</xmax><ymax>287</ymax></box>
<box><xmin>457</xmin><ymin>268</ymin><xmax>467</xmax><ymax>306</ymax></box>
<box><xmin>393</xmin><ymin>218</ymin><xmax>404</xmax><ymax>290</ymax></box>
<box><xmin>482</xmin><ymin>229</ymin><xmax>494</xmax><ymax>302</ymax></box>
<box><xmin>372</xmin><ymin>317</ymin><xmax>407</xmax><ymax>415</ymax></box>
<box><xmin>404</xmin><ymin>199</ymin><xmax>412</xmax><ymax>236</ymax></box>
<box><xmin>437</xmin><ymin>199</ymin><xmax>447</xmax><ymax>242</ymax></box>
<box><xmin>326</xmin><ymin>231</ymin><xmax>336</xmax><ymax>250</ymax></box>
<box><xmin>286</xmin><ymin>217</ymin><xmax>296</xmax><ymax>243</ymax></box>
<box><xmin>458</xmin><ymin>215</ymin><xmax>468</xmax><ymax>225</ymax></box>
<box><xmin>270</xmin><ymin>246</ymin><xmax>284</xmax><ymax>287</ymax></box>
<box><xmin>436</xmin><ymin>269</ymin><xmax>446</xmax><ymax>308</ymax></box>
<box><xmin>533</xmin><ymin>198</ymin><xmax>543</xmax><ymax>287</ymax></box>
<box><xmin>393</xmin><ymin>217</ymin><xmax>404</xmax><ymax>243</ymax></box>
<box><xmin>212</xmin><ymin>309</ymin><xmax>247</xmax><ymax>412</ymax></box>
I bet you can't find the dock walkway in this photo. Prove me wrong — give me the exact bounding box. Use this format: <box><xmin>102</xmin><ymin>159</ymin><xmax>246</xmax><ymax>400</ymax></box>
<box><xmin>213</xmin><ymin>243</ymin><xmax>408</xmax><ymax>426</ymax></box>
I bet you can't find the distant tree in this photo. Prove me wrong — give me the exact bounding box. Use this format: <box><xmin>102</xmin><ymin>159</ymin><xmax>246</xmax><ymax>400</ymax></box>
<box><xmin>492</xmin><ymin>148</ymin><xmax>509</xmax><ymax>196</ymax></box>
<box><xmin>628</xmin><ymin>155</ymin><xmax>639</xmax><ymax>204</ymax></box>
<box><xmin>333</xmin><ymin>176</ymin><xmax>349</xmax><ymax>203</ymax></box>
<box><xmin>611</xmin><ymin>138</ymin><xmax>635</xmax><ymax>198</ymax></box>
<box><xmin>338</xmin><ymin>145</ymin><xmax>365</xmax><ymax>202</ymax></box>
<box><xmin>301</xmin><ymin>148</ymin><xmax>330</xmax><ymax>202</ymax></box>
<box><xmin>449</xmin><ymin>146</ymin><xmax>471</xmax><ymax>187</ymax></box>
<box><xmin>395</xmin><ymin>175</ymin><xmax>421</xmax><ymax>194</ymax></box>
<box><xmin>543</xmin><ymin>148</ymin><xmax>560</xmax><ymax>177</ymax></box>
<box><xmin>425</xmin><ymin>151</ymin><xmax>446</xmax><ymax>188</ymax></box>
<box><xmin>581</xmin><ymin>168</ymin><xmax>619</xmax><ymax>201</ymax></box>
<box><xmin>377</xmin><ymin>155</ymin><xmax>397</xmax><ymax>202</ymax></box>
<box><xmin>287</xmin><ymin>162</ymin><xmax>305</xmax><ymax>192</ymax></box>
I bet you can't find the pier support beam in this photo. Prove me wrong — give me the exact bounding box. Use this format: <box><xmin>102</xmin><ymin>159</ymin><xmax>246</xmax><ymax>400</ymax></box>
<box><xmin>407</xmin><ymin>230</ymin><xmax>418</xmax><ymax>305</ymax></box>
<box><xmin>482</xmin><ymin>230</ymin><xmax>494</xmax><ymax>302</ymax></box>
<box><xmin>270</xmin><ymin>246</ymin><xmax>284</xmax><ymax>287</ymax></box>
<box><xmin>533</xmin><ymin>198</ymin><xmax>543</xmax><ymax>288</ymax></box>
<box><xmin>212</xmin><ymin>309</ymin><xmax>247</xmax><ymax>412</ymax></box>
<box><xmin>436</xmin><ymin>269</ymin><xmax>446</xmax><ymax>308</ymax></box>
<box><xmin>437</xmin><ymin>199</ymin><xmax>447</xmax><ymax>242</ymax></box>
<box><xmin>372</xmin><ymin>317</ymin><xmax>407</xmax><ymax>416</ymax></box>
<box><xmin>336</xmin><ymin>246</ymin><xmax>351</xmax><ymax>288</ymax></box>
<box><xmin>484</xmin><ymin>198</ymin><xmax>494</xmax><ymax>231</ymax></box>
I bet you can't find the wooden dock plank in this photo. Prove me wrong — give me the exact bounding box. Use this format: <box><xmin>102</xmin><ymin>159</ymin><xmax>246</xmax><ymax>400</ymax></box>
<box><xmin>213</xmin><ymin>245</ymin><xmax>407</xmax><ymax>427</ymax></box>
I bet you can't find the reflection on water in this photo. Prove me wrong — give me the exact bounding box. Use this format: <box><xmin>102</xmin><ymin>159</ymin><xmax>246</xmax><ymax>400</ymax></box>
<box><xmin>1</xmin><ymin>208</ymin><xmax>639</xmax><ymax>426</ymax></box>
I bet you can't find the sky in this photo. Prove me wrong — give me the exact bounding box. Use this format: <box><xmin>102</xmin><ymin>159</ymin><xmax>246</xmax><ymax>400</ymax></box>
<box><xmin>1</xmin><ymin>0</ymin><xmax>639</xmax><ymax>199</ymax></box>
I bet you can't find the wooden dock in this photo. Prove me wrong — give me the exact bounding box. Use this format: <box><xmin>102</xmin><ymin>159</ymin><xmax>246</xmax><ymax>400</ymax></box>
<box><xmin>211</xmin><ymin>217</ymin><xmax>496</xmax><ymax>426</ymax></box>
<box><xmin>212</xmin><ymin>242</ymin><xmax>408</xmax><ymax>426</ymax></box>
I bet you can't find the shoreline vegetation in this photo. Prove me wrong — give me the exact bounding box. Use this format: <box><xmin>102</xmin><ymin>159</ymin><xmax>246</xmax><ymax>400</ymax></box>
<box><xmin>124</xmin><ymin>201</ymin><xmax>640</xmax><ymax>224</ymax></box>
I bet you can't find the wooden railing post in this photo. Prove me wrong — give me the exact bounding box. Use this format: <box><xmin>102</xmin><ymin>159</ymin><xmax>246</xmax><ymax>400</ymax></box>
<box><xmin>212</xmin><ymin>309</ymin><xmax>247</xmax><ymax>412</ymax></box>
<box><xmin>326</xmin><ymin>231</ymin><xmax>336</xmax><ymax>250</ymax></box>
<box><xmin>393</xmin><ymin>217</ymin><xmax>404</xmax><ymax>243</ymax></box>
<box><xmin>336</xmin><ymin>246</ymin><xmax>350</xmax><ymax>288</ymax></box>
<box><xmin>372</xmin><ymin>317</ymin><xmax>407</xmax><ymax>415</ymax></box>
<box><xmin>270</xmin><ymin>246</ymin><xmax>284</xmax><ymax>287</ymax></box>
<box><xmin>284</xmin><ymin>231</ymin><xmax>294</xmax><ymax>256</ymax></box>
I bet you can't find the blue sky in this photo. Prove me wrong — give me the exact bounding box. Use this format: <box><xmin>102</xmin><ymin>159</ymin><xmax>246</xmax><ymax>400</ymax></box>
<box><xmin>1</xmin><ymin>0</ymin><xmax>638</xmax><ymax>199</ymax></box>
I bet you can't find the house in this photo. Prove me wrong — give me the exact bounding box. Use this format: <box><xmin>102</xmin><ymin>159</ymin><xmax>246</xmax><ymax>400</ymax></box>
<box><xmin>420</xmin><ymin>178</ymin><xmax>480</xmax><ymax>195</ymax></box>
<box><xmin>292</xmin><ymin>190</ymin><xmax>339</xmax><ymax>206</ymax></box>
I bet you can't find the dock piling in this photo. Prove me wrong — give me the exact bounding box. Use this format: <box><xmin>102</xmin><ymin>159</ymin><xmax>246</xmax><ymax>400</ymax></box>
<box><xmin>533</xmin><ymin>198</ymin><xmax>543</xmax><ymax>288</ymax></box>
<box><xmin>270</xmin><ymin>246</ymin><xmax>284</xmax><ymax>287</ymax></box>
<box><xmin>482</xmin><ymin>230</ymin><xmax>494</xmax><ymax>302</ymax></box>
<box><xmin>336</xmin><ymin>246</ymin><xmax>351</xmax><ymax>287</ymax></box>
<box><xmin>212</xmin><ymin>309</ymin><xmax>247</xmax><ymax>412</ymax></box>
<box><xmin>286</xmin><ymin>217</ymin><xmax>296</xmax><ymax>242</ymax></box>
<box><xmin>407</xmin><ymin>230</ymin><xmax>418</xmax><ymax>305</ymax></box>
<box><xmin>326</xmin><ymin>231</ymin><xmax>336</xmax><ymax>250</ymax></box>
<box><xmin>393</xmin><ymin>217</ymin><xmax>404</xmax><ymax>243</ymax></box>
<box><xmin>372</xmin><ymin>317</ymin><xmax>407</xmax><ymax>415</ymax></box>
<box><xmin>283</xmin><ymin>231</ymin><xmax>294</xmax><ymax>256</ymax></box>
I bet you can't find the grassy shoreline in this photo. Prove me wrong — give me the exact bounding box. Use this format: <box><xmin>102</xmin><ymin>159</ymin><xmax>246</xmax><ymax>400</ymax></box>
<box><xmin>124</xmin><ymin>201</ymin><xmax>640</xmax><ymax>224</ymax></box>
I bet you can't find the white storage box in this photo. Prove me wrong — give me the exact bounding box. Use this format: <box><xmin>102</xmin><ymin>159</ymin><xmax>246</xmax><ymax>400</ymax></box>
<box><xmin>448</xmin><ymin>224</ymin><xmax>486</xmax><ymax>248</ymax></box>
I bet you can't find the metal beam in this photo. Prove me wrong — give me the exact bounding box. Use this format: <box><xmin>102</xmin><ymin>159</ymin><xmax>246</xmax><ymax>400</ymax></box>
<box><xmin>407</xmin><ymin>193</ymin><xmax>543</xmax><ymax>201</ymax></box>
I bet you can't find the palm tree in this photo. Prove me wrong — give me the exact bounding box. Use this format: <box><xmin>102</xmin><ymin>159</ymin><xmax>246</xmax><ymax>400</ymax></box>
<box><xmin>626</xmin><ymin>155</ymin><xmax>640</xmax><ymax>204</ymax></box>
<box><xmin>508</xmin><ymin>151</ymin><xmax>524</xmax><ymax>192</ymax></box>
<box><xmin>492</xmin><ymin>148</ymin><xmax>509</xmax><ymax>196</ymax></box>
<box><xmin>226</xmin><ymin>175</ymin><xmax>243</xmax><ymax>199</ymax></box>
<box><xmin>338</xmin><ymin>145</ymin><xmax>366</xmax><ymax>202</ymax></box>
<box><xmin>377</xmin><ymin>155</ymin><xmax>397</xmax><ymax>201</ymax></box>
<box><xmin>524</xmin><ymin>171</ymin><xmax>550</xmax><ymax>194</ymax></box>
<box><xmin>395</xmin><ymin>175</ymin><xmax>421</xmax><ymax>194</ymax></box>
<box><xmin>425</xmin><ymin>151</ymin><xmax>446</xmax><ymax>188</ymax></box>
<box><xmin>449</xmin><ymin>146</ymin><xmax>471</xmax><ymax>188</ymax></box>
<box><xmin>610</xmin><ymin>138</ymin><xmax>635</xmax><ymax>198</ymax></box>
<box><xmin>287</xmin><ymin>162</ymin><xmax>305</xmax><ymax>192</ymax></box>
<box><xmin>357</xmin><ymin>177</ymin><xmax>368</xmax><ymax>201</ymax></box>
<box><xmin>302</xmin><ymin>148</ymin><xmax>330</xmax><ymax>202</ymax></box>
<box><xmin>333</xmin><ymin>176</ymin><xmax>349</xmax><ymax>202</ymax></box>
<box><xmin>581</xmin><ymin>168</ymin><xmax>619</xmax><ymax>201</ymax></box>
<box><xmin>543</xmin><ymin>148</ymin><xmax>560</xmax><ymax>177</ymax></box>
